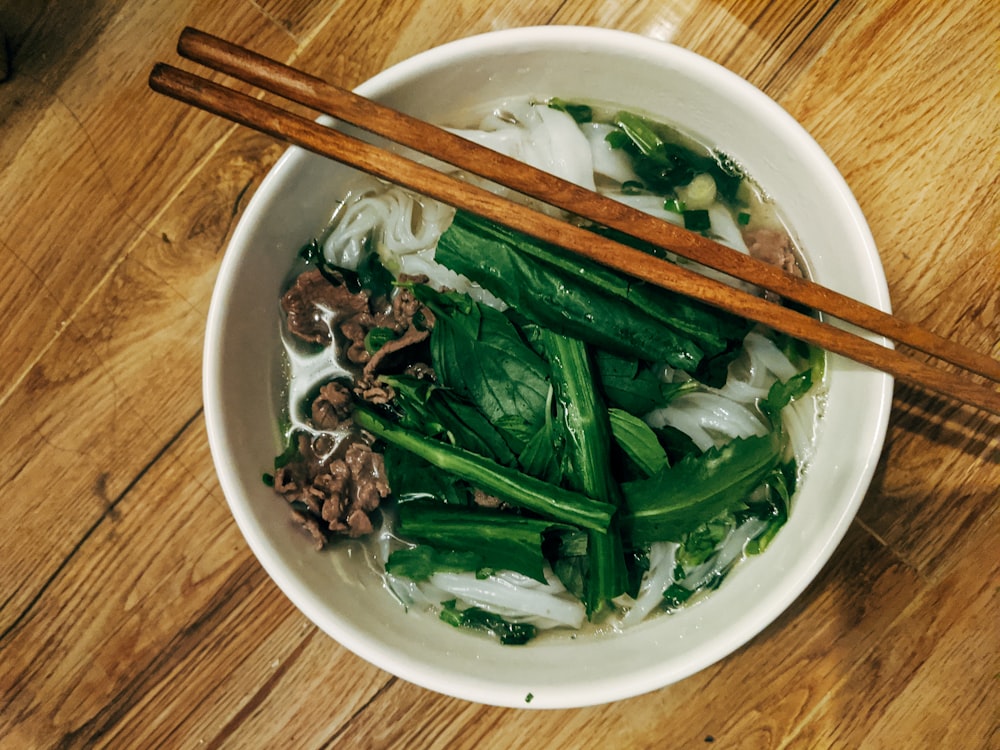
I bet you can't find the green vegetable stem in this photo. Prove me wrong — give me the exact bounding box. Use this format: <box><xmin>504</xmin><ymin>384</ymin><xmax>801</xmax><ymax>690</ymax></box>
<box><xmin>537</xmin><ymin>329</ymin><xmax>628</xmax><ymax>615</ymax></box>
<box><xmin>353</xmin><ymin>406</ymin><xmax>614</xmax><ymax>533</ymax></box>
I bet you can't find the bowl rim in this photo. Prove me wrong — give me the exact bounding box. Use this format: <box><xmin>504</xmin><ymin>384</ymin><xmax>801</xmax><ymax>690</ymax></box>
<box><xmin>203</xmin><ymin>25</ymin><xmax>894</xmax><ymax>709</ymax></box>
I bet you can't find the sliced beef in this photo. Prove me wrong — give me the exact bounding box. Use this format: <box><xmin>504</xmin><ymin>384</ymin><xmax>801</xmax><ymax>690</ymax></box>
<box><xmin>743</xmin><ymin>228</ymin><xmax>803</xmax><ymax>278</ymax></box>
<box><xmin>311</xmin><ymin>381</ymin><xmax>354</xmax><ymax>430</ymax></box>
<box><xmin>340</xmin><ymin>310</ymin><xmax>378</xmax><ymax>365</ymax></box>
<box><xmin>362</xmin><ymin>323</ymin><xmax>431</xmax><ymax>378</ymax></box>
<box><xmin>273</xmin><ymin>429</ymin><xmax>391</xmax><ymax>548</ymax></box>
<box><xmin>275</xmin><ymin>269</ymin><xmax>438</xmax><ymax>546</ymax></box>
<box><xmin>281</xmin><ymin>269</ymin><xmax>369</xmax><ymax>345</ymax></box>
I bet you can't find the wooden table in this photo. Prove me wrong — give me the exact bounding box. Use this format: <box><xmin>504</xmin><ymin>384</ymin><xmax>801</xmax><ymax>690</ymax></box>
<box><xmin>1</xmin><ymin>1</ymin><xmax>997</xmax><ymax>747</ymax></box>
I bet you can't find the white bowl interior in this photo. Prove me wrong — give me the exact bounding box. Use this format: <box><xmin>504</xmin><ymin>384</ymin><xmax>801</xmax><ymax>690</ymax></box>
<box><xmin>203</xmin><ymin>26</ymin><xmax>892</xmax><ymax>709</ymax></box>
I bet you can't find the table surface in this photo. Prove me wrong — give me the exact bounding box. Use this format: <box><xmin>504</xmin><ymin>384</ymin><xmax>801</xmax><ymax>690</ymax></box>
<box><xmin>1</xmin><ymin>1</ymin><xmax>997</xmax><ymax>747</ymax></box>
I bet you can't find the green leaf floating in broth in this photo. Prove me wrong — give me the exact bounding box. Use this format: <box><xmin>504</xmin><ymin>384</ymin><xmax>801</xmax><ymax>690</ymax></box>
<box><xmin>387</xmin><ymin>498</ymin><xmax>569</xmax><ymax>583</ymax></box>
<box><xmin>622</xmin><ymin>428</ymin><xmax>787</xmax><ymax>544</ymax></box>
<box><xmin>407</xmin><ymin>284</ymin><xmax>550</xmax><ymax>452</ymax></box>
<box><xmin>434</xmin><ymin>211</ymin><xmax>711</xmax><ymax>371</ymax></box>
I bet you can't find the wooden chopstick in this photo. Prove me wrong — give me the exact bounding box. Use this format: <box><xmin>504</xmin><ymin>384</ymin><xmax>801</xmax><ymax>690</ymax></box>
<box><xmin>148</xmin><ymin>41</ymin><xmax>1000</xmax><ymax>416</ymax></box>
<box><xmin>173</xmin><ymin>27</ymin><xmax>1000</xmax><ymax>387</ymax></box>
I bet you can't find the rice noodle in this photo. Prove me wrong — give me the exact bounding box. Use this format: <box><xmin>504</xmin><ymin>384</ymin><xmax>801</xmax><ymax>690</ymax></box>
<box><xmin>679</xmin><ymin>517</ymin><xmax>769</xmax><ymax>591</ymax></box>
<box><xmin>321</xmin><ymin>181</ymin><xmax>454</xmax><ymax>270</ymax></box>
<box><xmin>447</xmin><ymin>100</ymin><xmax>597</xmax><ymax>191</ymax></box>
<box><xmin>618</xmin><ymin>541</ymin><xmax>679</xmax><ymax>627</ymax></box>
<box><xmin>427</xmin><ymin>569</ymin><xmax>587</xmax><ymax>629</ymax></box>
<box><xmin>579</xmin><ymin>121</ymin><xmax>639</xmax><ymax>184</ymax></box>
<box><xmin>286</xmin><ymin>97</ymin><xmax>823</xmax><ymax>637</ymax></box>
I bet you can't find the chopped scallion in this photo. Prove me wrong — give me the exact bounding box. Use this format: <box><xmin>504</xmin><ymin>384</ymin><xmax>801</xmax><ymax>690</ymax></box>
<box><xmin>683</xmin><ymin>209</ymin><xmax>711</xmax><ymax>231</ymax></box>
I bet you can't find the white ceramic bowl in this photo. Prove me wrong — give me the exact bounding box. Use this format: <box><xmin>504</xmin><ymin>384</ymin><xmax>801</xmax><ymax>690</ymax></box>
<box><xmin>203</xmin><ymin>26</ymin><xmax>893</xmax><ymax>708</ymax></box>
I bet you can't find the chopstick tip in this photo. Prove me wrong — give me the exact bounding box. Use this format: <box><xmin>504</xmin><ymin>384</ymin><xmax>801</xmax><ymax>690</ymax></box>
<box><xmin>148</xmin><ymin>62</ymin><xmax>167</xmax><ymax>89</ymax></box>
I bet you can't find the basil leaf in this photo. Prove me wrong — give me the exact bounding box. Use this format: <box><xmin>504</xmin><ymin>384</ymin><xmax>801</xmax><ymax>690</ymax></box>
<box><xmin>411</xmin><ymin>284</ymin><xmax>550</xmax><ymax>446</ymax></box>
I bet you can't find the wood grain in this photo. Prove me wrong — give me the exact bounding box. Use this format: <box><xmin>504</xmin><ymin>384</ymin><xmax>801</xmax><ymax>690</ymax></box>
<box><xmin>0</xmin><ymin>0</ymin><xmax>996</xmax><ymax>747</ymax></box>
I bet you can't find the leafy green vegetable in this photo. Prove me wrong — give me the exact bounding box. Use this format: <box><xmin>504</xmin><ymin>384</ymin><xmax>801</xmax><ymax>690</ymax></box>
<box><xmin>434</xmin><ymin>211</ymin><xmax>709</xmax><ymax>370</ymax></box>
<box><xmin>439</xmin><ymin>600</ymin><xmax>537</xmax><ymax>645</ymax></box>
<box><xmin>536</xmin><ymin>330</ymin><xmax>627</xmax><ymax>615</ymax></box>
<box><xmin>651</xmin><ymin>423</ymin><xmax>702</xmax><ymax>465</ymax></box>
<box><xmin>380</xmin><ymin>374</ymin><xmax>516</xmax><ymax>466</ymax></box>
<box><xmin>762</xmin><ymin>368</ymin><xmax>814</xmax><ymax>422</ymax></box>
<box><xmin>608</xmin><ymin>408</ymin><xmax>669</xmax><ymax>477</ymax></box>
<box><xmin>408</xmin><ymin>284</ymin><xmax>550</xmax><ymax>450</ymax></box>
<box><xmin>610</xmin><ymin>111</ymin><xmax>744</xmax><ymax>201</ymax></box>
<box><xmin>622</xmin><ymin>429</ymin><xmax>787</xmax><ymax>544</ymax></box>
<box><xmin>611</xmin><ymin>112</ymin><xmax>700</xmax><ymax>192</ymax></box>
<box><xmin>356</xmin><ymin>244</ymin><xmax>396</xmax><ymax>300</ymax></box>
<box><xmin>548</xmin><ymin>528</ymin><xmax>589</xmax><ymax>602</ymax></box>
<box><xmin>382</xmin><ymin>444</ymin><xmax>473</xmax><ymax>507</ymax></box>
<box><xmin>662</xmin><ymin>583</ymin><xmax>696</xmax><ymax>610</ymax></box>
<box><xmin>364</xmin><ymin>326</ymin><xmax>397</xmax><ymax>354</ymax></box>
<box><xmin>386</xmin><ymin>546</ymin><xmax>486</xmax><ymax>580</ymax></box>
<box><xmin>676</xmin><ymin>513</ymin><xmax>735</xmax><ymax>569</ymax></box>
<box><xmin>547</xmin><ymin>97</ymin><xmax>593</xmax><ymax>123</ymax></box>
<box><xmin>388</xmin><ymin>499</ymin><xmax>566</xmax><ymax>582</ymax></box>
<box><xmin>742</xmin><ymin>460</ymin><xmax>796</xmax><ymax>555</ymax></box>
<box><xmin>594</xmin><ymin>350</ymin><xmax>699</xmax><ymax>413</ymax></box>
<box><xmin>354</xmin><ymin>407</ymin><xmax>614</xmax><ymax>532</ymax></box>
<box><xmin>517</xmin><ymin>395</ymin><xmax>565</xmax><ymax>484</ymax></box>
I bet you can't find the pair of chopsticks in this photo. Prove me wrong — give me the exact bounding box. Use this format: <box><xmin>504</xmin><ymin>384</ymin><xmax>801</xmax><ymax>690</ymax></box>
<box><xmin>149</xmin><ymin>27</ymin><xmax>1000</xmax><ymax>416</ymax></box>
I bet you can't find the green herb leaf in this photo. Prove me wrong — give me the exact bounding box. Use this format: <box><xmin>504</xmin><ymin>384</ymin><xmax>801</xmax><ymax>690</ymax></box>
<box><xmin>608</xmin><ymin>408</ymin><xmax>669</xmax><ymax>477</ymax></box>
<box><xmin>762</xmin><ymin>368</ymin><xmax>814</xmax><ymax>422</ymax></box>
<box><xmin>547</xmin><ymin>97</ymin><xmax>593</xmax><ymax>123</ymax></box>
<box><xmin>622</xmin><ymin>430</ymin><xmax>786</xmax><ymax>543</ymax></box>
<box><xmin>409</xmin><ymin>284</ymin><xmax>550</xmax><ymax>448</ymax></box>
<box><xmin>439</xmin><ymin>600</ymin><xmax>537</xmax><ymax>645</ymax></box>
<box><xmin>663</xmin><ymin>582</ymin><xmax>696</xmax><ymax>610</ymax></box>
<box><xmin>364</xmin><ymin>326</ymin><xmax>397</xmax><ymax>354</ymax></box>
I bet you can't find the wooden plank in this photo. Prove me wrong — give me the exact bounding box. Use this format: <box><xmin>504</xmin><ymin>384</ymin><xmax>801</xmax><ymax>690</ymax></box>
<box><xmin>284</xmin><ymin>0</ymin><xmax>569</xmax><ymax>90</ymax></box>
<box><xmin>0</xmin><ymin>2</ymin><xmax>295</xmax><ymax>405</ymax></box>
<box><xmin>324</xmin><ymin>524</ymin><xmax>926</xmax><ymax>748</ymax></box>
<box><xmin>772</xmin><ymin>0</ymin><xmax>1000</xmax><ymax>576</ymax></box>
<box><xmin>0</xmin><ymin>0</ymin><xmax>996</xmax><ymax>747</ymax></box>
<box><xmin>782</xmin><ymin>505</ymin><xmax>999</xmax><ymax>747</ymax></box>
<box><xmin>0</xmin><ymin>124</ymin><xmax>282</xmax><ymax>636</ymax></box>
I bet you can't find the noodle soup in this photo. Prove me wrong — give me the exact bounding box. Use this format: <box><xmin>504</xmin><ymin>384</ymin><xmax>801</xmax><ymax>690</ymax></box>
<box><xmin>269</xmin><ymin>96</ymin><xmax>824</xmax><ymax>644</ymax></box>
<box><xmin>204</xmin><ymin>27</ymin><xmax>891</xmax><ymax>707</ymax></box>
